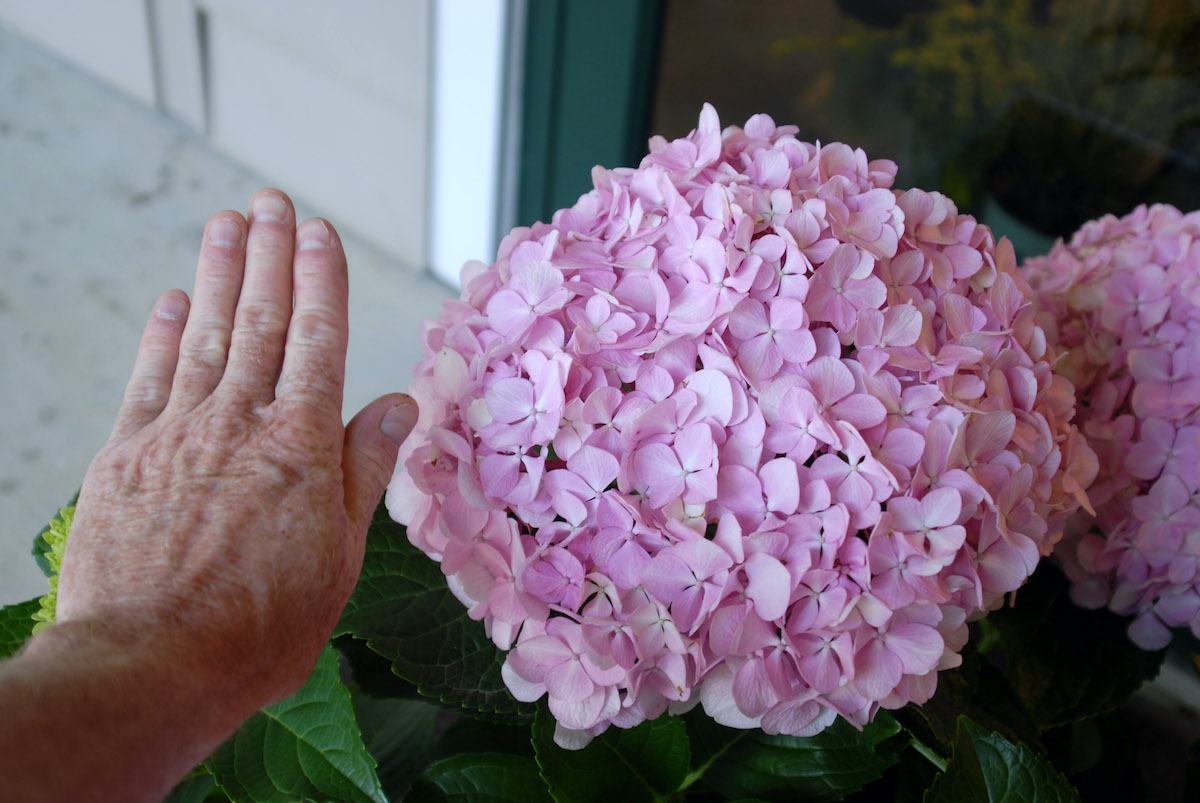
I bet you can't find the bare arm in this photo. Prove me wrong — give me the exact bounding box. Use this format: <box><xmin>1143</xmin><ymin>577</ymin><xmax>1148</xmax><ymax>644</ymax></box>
<box><xmin>0</xmin><ymin>190</ymin><xmax>416</xmax><ymax>802</ymax></box>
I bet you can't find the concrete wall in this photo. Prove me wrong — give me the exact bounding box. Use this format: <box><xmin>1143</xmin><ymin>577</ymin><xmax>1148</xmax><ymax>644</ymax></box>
<box><xmin>0</xmin><ymin>0</ymin><xmax>433</xmax><ymax>268</ymax></box>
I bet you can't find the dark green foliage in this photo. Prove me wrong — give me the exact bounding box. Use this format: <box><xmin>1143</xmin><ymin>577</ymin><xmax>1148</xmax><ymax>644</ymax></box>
<box><xmin>206</xmin><ymin>646</ymin><xmax>386</xmax><ymax>803</ymax></box>
<box><xmin>407</xmin><ymin>753</ymin><xmax>554</xmax><ymax>802</ymax></box>
<box><xmin>984</xmin><ymin>566</ymin><xmax>1166</xmax><ymax>728</ymax></box>
<box><xmin>532</xmin><ymin>705</ymin><xmax>691</xmax><ymax>802</ymax></box>
<box><xmin>0</xmin><ymin>598</ymin><xmax>38</xmax><ymax>660</ymax></box>
<box><xmin>686</xmin><ymin>709</ymin><xmax>908</xmax><ymax>802</ymax></box>
<box><xmin>352</xmin><ymin>695</ymin><xmax>441</xmax><ymax>800</ymax></box>
<box><xmin>335</xmin><ymin>504</ymin><xmax>534</xmax><ymax>716</ymax></box>
<box><xmin>432</xmin><ymin>715</ymin><xmax>536</xmax><ymax>762</ymax></box>
<box><xmin>897</xmin><ymin>644</ymin><xmax>1043</xmax><ymax>756</ymax></box>
<box><xmin>925</xmin><ymin>718</ymin><xmax>1080</xmax><ymax>803</ymax></box>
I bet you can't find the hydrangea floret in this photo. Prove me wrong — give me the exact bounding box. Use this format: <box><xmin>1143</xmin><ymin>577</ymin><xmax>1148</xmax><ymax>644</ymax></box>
<box><xmin>389</xmin><ymin>105</ymin><xmax>1094</xmax><ymax>746</ymax></box>
<box><xmin>31</xmin><ymin>505</ymin><xmax>74</xmax><ymax>633</ymax></box>
<box><xmin>1026</xmin><ymin>204</ymin><xmax>1200</xmax><ymax>650</ymax></box>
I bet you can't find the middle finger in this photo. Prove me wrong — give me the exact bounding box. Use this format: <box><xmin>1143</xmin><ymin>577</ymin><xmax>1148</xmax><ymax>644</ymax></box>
<box><xmin>222</xmin><ymin>188</ymin><xmax>297</xmax><ymax>403</ymax></box>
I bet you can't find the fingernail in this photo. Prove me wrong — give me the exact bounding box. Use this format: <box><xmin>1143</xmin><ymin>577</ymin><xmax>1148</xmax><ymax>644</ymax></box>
<box><xmin>155</xmin><ymin>292</ymin><xmax>188</xmax><ymax>322</ymax></box>
<box><xmin>380</xmin><ymin>397</ymin><xmax>418</xmax><ymax>446</ymax></box>
<box><xmin>251</xmin><ymin>192</ymin><xmax>288</xmax><ymax>223</ymax></box>
<box><xmin>208</xmin><ymin>216</ymin><xmax>242</xmax><ymax>248</ymax></box>
<box><xmin>298</xmin><ymin>219</ymin><xmax>332</xmax><ymax>251</ymax></box>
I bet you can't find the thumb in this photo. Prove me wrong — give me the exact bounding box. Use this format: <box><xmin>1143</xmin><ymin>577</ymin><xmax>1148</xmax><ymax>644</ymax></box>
<box><xmin>342</xmin><ymin>393</ymin><xmax>418</xmax><ymax>538</ymax></box>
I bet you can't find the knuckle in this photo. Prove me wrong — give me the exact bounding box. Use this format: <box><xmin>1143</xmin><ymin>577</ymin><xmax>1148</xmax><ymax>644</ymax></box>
<box><xmin>183</xmin><ymin>323</ymin><xmax>232</xmax><ymax>368</ymax></box>
<box><xmin>246</xmin><ymin>234</ymin><xmax>291</xmax><ymax>265</ymax></box>
<box><xmin>238</xmin><ymin>302</ymin><xmax>290</xmax><ymax>337</ymax></box>
<box><xmin>291</xmin><ymin>307</ymin><xmax>343</xmax><ymax>348</ymax></box>
<box><xmin>199</xmin><ymin>253</ymin><xmax>244</xmax><ymax>286</ymax></box>
<box><xmin>125</xmin><ymin>382</ymin><xmax>168</xmax><ymax>411</ymax></box>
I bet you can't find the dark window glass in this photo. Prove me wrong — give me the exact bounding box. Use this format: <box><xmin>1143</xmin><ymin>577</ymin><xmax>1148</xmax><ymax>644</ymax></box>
<box><xmin>652</xmin><ymin>0</ymin><xmax>1200</xmax><ymax>256</ymax></box>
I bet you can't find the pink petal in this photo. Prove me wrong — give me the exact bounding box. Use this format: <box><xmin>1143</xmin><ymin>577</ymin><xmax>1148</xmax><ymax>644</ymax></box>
<box><xmin>729</xmin><ymin>298</ymin><xmax>770</xmax><ymax>339</ymax></box>
<box><xmin>1128</xmin><ymin>612</ymin><xmax>1172</xmax><ymax>650</ymax></box>
<box><xmin>763</xmin><ymin>701</ymin><xmax>836</xmax><ymax>738</ymax></box>
<box><xmin>922</xmin><ymin>487</ymin><xmax>962</xmax><ymax>528</ymax></box>
<box><xmin>805</xmin><ymin>356</ymin><xmax>855</xmax><ymax>405</ymax></box>
<box><xmin>718</xmin><ymin>464</ymin><xmax>764</xmax><ymax>514</ymax></box>
<box><xmin>568</xmin><ymin>445</ymin><xmax>620</xmax><ymax>493</ymax></box>
<box><xmin>738</xmin><ymin>334</ymin><xmax>783</xmax><ymax>380</ymax></box>
<box><xmin>887</xmin><ymin>496</ymin><xmax>924</xmax><ymax>533</ymax></box>
<box><xmin>685</xmin><ymin>369</ymin><xmax>735</xmax><ymax>426</ymax></box>
<box><xmin>701</xmin><ymin>663</ymin><xmax>763</xmax><ymax>729</ymax></box>
<box><xmin>853</xmin><ymin>638</ymin><xmax>902</xmax><ymax>700</ymax></box>
<box><xmin>733</xmin><ymin>658</ymin><xmax>778</xmax><ymax>717</ymax></box>
<box><xmin>640</xmin><ymin>552</ymin><xmax>693</xmax><ymax>603</ymax></box>
<box><xmin>510</xmin><ymin>635</ymin><xmax>572</xmax><ymax>676</ymax></box>
<box><xmin>832</xmin><ymin>394</ymin><xmax>887</xmax><ymax>429</ymax></box>
<box><xmin>546</xmin><ymin>658</ymin><xmax>595</xmax><ymax>702</ymax></box>
<box><xmin>487</xmin><ymin>378</ymin><xmax>534</xmax><ymax>424</ymax></box>
<box><xmin>501</xmin><ymin>661</ymin><xmax>547</xmax><ymax>702</ymax></box>
<box><xmin>485</xmin><ymin>288</ymin><xmax>534</xmax><ymax>335</ymax></box>
<box><xmin>837</xmin><ymin>471</ymin><xmax>876</xmax><ymax>512</ymax></box>
<box><xmin>774</xmin><ymin>329</ymin><xmax>818</xmax><ymax>364</ymax></box>
<box><xmin>761</xmin><ymin>458</ymin><xmax>801</xmax><ymax>515</ymax></box>
<box><xmin>675</xmin><ymin>423</ymin><xmax>716</xmax><ymax>472</ymax></box>
<box><xmin>884</xmin><ymin>623</ymin><xmax>943</xmax><ymax>674</ymax></box>
<box><xmin>480</xmin><ymin>453</ymin><xmax>521</xmax><ymax>498</ymax></box>
<box><xmin>882</xmin><ymin>304</ymin><xmax>922</xmax><ymax>346</ymax></box>
<box><xmin>769</xmin><ymin>297</ymin><xmax>809</xmax><ymax>330</ymax></box>
<box><xmin>745</xmin><ymin>552</ymin><xmax>792</xmax><ymax>621</ymax></box>
<box><xmin>550</xmin><ymin>687</ymin><xmax>608</xmax><ymax>730</ymax></box>
<box><xmin>634</xmin><ymin>443</ymin><xmax>683</xmax><ymax>499</ymax></box>
<box><xmin>855</xmin><ymin>309</ymin><xmax>884</xmax><ymax>348</ymax></box>
<box><xmin>683</xmin><ymin>467</ymin><xmax>719</xmax><ymax>505</ymax></box>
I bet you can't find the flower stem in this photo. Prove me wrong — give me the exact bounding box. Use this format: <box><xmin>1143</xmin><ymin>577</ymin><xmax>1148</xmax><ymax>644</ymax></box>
<box><xmin>911</xmin><ymin>737</ymin><xmax>948</xmax><ymax>772</ymax></box>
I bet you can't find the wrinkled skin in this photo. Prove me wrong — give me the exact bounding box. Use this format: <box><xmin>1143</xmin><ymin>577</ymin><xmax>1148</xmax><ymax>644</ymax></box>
<box><xmin>1</xmin><ymin>189</ymin><xmax>416</xmax><ymax>801</ymax></box>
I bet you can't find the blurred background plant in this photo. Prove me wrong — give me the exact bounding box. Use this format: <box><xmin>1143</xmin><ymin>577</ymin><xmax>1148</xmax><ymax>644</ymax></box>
<box><xmin>654</xmin><ymin>0</ymin><xmax>1200</xmax><ymax>255</ymax></box>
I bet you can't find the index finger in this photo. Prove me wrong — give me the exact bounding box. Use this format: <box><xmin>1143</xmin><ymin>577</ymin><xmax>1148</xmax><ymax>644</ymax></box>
<box><xmin>275</xmin><ymin>218</ymin><xmax>348</xmax><ymax>413</ymax></box>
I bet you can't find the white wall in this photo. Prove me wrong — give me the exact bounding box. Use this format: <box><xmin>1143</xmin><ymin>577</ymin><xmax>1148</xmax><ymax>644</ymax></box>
<box><xmin>0</xmin><ymin>0</ymin><xmax>437</xmax><ymax>270</ymax></box>
<box><xmin>0</xmin><ymin>0</ymin><xmax>157</xmax><ymax>106</ymax></box>
<box><xmin>198</xmin><ymin>1</ymin><xmax>431</xmax><ymax>266</ymax></box>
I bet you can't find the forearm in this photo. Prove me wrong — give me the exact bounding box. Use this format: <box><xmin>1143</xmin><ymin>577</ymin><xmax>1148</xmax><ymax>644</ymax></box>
<box><xmin>0</xmin><ymin>619</ymin><xmax>256</xmax><ymax>802</ymax></box>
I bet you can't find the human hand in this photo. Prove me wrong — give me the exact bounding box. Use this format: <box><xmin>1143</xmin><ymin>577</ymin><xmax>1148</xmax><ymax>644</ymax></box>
<box><xmin>52</xmin><ymin>189</ymin><xmax>416</xmax><ymax>713</ymax></box>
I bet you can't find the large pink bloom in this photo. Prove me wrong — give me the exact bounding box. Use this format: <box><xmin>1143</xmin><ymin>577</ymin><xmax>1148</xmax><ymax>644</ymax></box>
<box><xmin>389</xmin><ymin>104</ymin><xmax>1092</xmax><ymax>747</ymax></box>
<box><xmin>1026</xmin><ymin>203</ymin><xmax>1200</xmax><ymax>650</ymax></box>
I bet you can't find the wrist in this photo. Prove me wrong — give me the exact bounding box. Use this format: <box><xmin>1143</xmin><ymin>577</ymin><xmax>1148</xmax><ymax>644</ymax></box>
<box><xmin>24</xmin><ymin>616</ymin><xmax>261</xmax><ymax>749</ymax></box>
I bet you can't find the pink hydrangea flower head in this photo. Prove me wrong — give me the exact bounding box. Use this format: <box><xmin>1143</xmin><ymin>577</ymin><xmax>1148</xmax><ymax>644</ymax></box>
<box><xmin>1026</xmin><ymin>203</ymin><xmax>1200</xmax><ymax>650</ymax></box>
<box><xmin>389</xmin><ymin>105</ymin><xmax>1093</xmax><ymax>746</ymax></box>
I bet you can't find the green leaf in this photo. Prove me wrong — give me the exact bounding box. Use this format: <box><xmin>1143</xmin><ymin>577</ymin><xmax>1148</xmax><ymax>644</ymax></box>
<box><xmin>896</xmin><ymin>643</ymin><xmax>1043</xmax><ymax>756</ymax></box>
<box><xmin>687</xmin><ymin>709</ymin><xmax>907</xmax><ymax>802</ymax></box>
<box><xmin>925</xmin><ymin>717</ymin><xmax>1080</xmax><ymax>803</ymax></box>
<box><xmin>335</xmin><ymin>633</ymin><xmax>422</xmax><ymax>700</ymax></box>
<box><xmin>207</xmin><ymin>646</ymin><xmax>386</xmax><ymax>803</ymax></box>
<box><xmin>335</xmin><ymin>501</ymin><xmax>533</xmax><ymax>716</ymax></box>
<box><xmin>163</xmin><ymin>768</ymin><xmax>229</xmax><ymax>803</ymax></box>
<box><xmin>0</xmin><ymin>598</ymin><xmax>40</xmax><ymax>660</ymax></box>
<box><xmin>1043</xmin><ymin>713</ymin><xmax>1144</xmax><ymax>801</ymax></box>
<box><xmin>30</xmin><ymin>505</ymin><xmax>75</xmax><ymax>633</ymax></box>
<box><xmin>985</xmin><ymin>565</ymin><xmax>1166</xmax><ymax>728</ymax></box>
<box><xmin>431</xmin><ymin>715</ymin><xmax>536</xmax><ymax>761</ymax></box>
<box><xmin>352</xmin><ymin>694</ymin><xmax>441</xmax><ymax>801</ymax></box>
<box><xmin>31</xmin><ymin>529</ymin><xmax>52</xmax><ymax>578</ymax></box>
<box><xmin>532</xmin><ymin>705</ymin><xmax>690</xmax><ymax>802</ymax></box>
<box><xmin>407</xmin><ymin>753</ymin><xmax>553</xmax><ymax>802</ymax></box>
<box><xmin>31</xmin><ymin>492</ymin><xmax>78</xmax><ymax>579</ymax></box>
